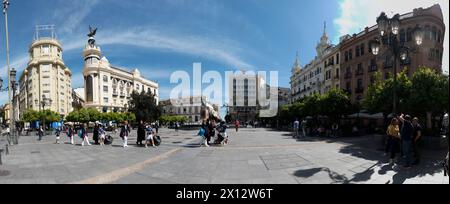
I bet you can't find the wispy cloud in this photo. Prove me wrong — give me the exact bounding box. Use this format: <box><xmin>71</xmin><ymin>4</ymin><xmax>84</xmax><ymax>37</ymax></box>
<box><xmin>334</xmin><ymin>0</ymin><xmax>449</xmax><ymax>73</ymax></box>
<box><xmin>53</xmin><ymin>0</ymin><xmax>101</xmax><ymax>35</ymax></box>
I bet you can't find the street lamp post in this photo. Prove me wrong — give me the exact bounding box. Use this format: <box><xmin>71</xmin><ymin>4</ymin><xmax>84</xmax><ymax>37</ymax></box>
<box><xmin>370</xmin><ymin>12</ymin><xmax>423</xmax><ymax>116</ymax></box>
<box><xmin>3</xmin><ymin>0</ymin><xmax>14</xmax><ymax>144</ymax></box>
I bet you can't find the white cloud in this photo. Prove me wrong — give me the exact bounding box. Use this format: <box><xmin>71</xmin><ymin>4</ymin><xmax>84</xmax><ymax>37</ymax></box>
<box><xmin>334</xmin><ymin>0</ymin><xmax>449</xmax><ymax>73</ymax></box>
<box><xmin>53</xmin><ymin>0</ymin><xmax>101</xmax><ymax>34</ymax></box>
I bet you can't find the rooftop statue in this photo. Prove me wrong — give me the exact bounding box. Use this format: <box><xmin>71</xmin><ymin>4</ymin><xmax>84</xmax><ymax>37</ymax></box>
<box><xmin>87</xmin><ymin>25</ymin><xmax>97</xmax><ymax>46</ymax></box>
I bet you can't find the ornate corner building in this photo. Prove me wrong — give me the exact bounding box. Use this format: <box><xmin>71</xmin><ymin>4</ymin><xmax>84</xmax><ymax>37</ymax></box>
<box><xmin>339</xmin><ymin>4</ymin><xmax>445</xmax><ymax>103</ymax></box>
<box><xmin>18</xmin><ymin>25</ymin><xmax>73</xmax><ymax>118</ymax></box>
<box><xmin>82</xmin><ymin>31</ymin><xmax>159</xmax><ymax>113</ymax></box>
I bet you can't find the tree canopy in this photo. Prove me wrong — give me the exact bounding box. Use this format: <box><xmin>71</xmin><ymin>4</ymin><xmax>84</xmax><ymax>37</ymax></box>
<box><xmin>128</xmin><ymin>90</ymin><xmax>161</xmax><ymax>122</ymax></box>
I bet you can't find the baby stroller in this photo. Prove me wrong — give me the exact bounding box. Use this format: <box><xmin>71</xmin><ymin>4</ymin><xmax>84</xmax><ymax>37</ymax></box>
<box><xmin>104</xmin><ymin>135</ymin><xmax>114</xmax><ymax>145</ymax></box>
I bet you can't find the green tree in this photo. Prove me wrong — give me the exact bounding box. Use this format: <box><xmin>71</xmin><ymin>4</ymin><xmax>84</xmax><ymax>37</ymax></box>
<box><xmin>319</xmin><ymin>88</ymin><xmax>352</xmax><ymax>122</ymax></box>
<box><xmin>409</xmin><ymin>67</ymin><xmax>449</xmax><ymax>116</ymax></box>
<box><xmin>363</xmin><ymin>70</ymin><xmax>412</xmax><ymax>114</ymax></box>
<box><xmin>129</xmin><ymin>90</ymin><xmax>160</xmax><ymax>122</ymax></box>
<box><xmin>66</xmin><ymin>110</ymin><xmax>80</xmax><ymax>122</ymax></box>
<box><xmin>21</xmin><ymin>109</ymin><xmax>41</xmax><ymax>123</ymax></box>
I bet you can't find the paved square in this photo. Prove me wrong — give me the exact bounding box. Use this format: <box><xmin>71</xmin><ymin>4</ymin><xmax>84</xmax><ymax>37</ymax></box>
<box><xmin>0</xmin><ymin>128</ymin><xmax>448</xmax><ymax>184</ymax></box>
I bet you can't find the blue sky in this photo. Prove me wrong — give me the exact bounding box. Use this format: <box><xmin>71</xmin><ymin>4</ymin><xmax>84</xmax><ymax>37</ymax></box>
<box><xmin>0</xmin><ymin>0</ymin><xmax>448</xmax><ymax>105</ymax></box>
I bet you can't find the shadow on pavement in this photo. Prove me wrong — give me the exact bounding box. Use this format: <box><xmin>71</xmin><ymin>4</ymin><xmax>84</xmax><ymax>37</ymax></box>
<box><xmin>293</xmin><ymin>167</ymin><xmax>350</xmax><ymax>184</ymax></box>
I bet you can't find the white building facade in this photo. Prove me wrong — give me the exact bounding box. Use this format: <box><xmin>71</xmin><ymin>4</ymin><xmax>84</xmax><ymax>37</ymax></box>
<box><xmin>82</xmin><ymin>34</ymin><xmax>159</xmax><ymax>113</ymax></box>
<box><xmin>18</xmin><ymin>26</ymin><xmax>73</xmax><ymax>118</ymax></box>
<box><xmin>290</xmin><ymin>23</ymin><xmax>334</xmax><ymax>101</ymax></box>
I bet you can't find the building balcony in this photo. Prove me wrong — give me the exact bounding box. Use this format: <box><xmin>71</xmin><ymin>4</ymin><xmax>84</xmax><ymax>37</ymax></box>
<box><xmin>355</xmin><ymin>71</ymin><xmax>364</xmax><ymax>76</ymax></box>
<box><xmin>368</xmin><ymin>65</ymin><xmax>378</xmax><ymax>72</ymax></box>
<box><xmin>355</xmin><ymin>87</ymin><xmax>364</xmax><ymax>94</ymax></box>
<box><xmin>113</xmin><ymin>92</ymin><xmax>118</xmax><ymax>96</ymax></box>
<box><xmin>120</xmin><ymin>93</ymin><xmax>125</xmax><ymax>98</ymax></box>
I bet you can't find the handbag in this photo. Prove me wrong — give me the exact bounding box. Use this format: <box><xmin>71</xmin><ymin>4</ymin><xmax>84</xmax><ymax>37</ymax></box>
<box><xmin>198</xmin><ymin>127</ymin><xmax>206</xmax><ymax>137</ymax></box>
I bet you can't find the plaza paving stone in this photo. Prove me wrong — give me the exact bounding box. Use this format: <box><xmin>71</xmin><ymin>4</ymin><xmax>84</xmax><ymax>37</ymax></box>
<box><xmin>0</xmin><ymin>127</ymin><xmax>448</xmax><ymax>184</ymax></box>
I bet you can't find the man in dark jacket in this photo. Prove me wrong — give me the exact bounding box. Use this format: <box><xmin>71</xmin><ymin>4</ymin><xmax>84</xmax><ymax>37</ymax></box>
<box><xmin>93</xmin><ymin>124</ymin><xmax>99</xmax><ymax>145</ymax></box>
<box><xmin>399</xmin><ymin>114</ymin><xmax>414</xmax><ymax>168</ymax></box>
<box><xmin>137</xmin><ymin>120</ymin><xmax>146</xmax><ymax>146</ymax></box>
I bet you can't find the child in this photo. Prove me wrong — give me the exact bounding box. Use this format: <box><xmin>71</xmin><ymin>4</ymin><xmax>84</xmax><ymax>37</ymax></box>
<box><xmin>55</xmin><ymin>127</ymin><xmax>61</xmax><ymax>144</ymax></box>
<box><xmin>145</xmin><ymin>124</ymin><xmax>155</xmax><ymax>148</ymax></box>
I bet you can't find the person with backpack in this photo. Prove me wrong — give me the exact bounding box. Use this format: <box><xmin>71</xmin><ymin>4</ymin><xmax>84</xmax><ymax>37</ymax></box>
<box><xmin>80</xmin><ymin>124</ymin><xmax>91</xmax><ymax>146</ymax></box>
<box><xmin>120</xmin><ymin>121</ymin><xmax>131</xmax><ymax>148</ymax></box>
<box><xmin>399</xmin><ymin>114</ymin><xmax>414</xmax><ymax>168</ymax></box>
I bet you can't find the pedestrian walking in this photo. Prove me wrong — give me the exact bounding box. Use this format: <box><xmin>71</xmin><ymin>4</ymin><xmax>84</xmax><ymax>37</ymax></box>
<box><xmin>155</xmin><ymin>121</ymin><xmax>160</xmax><ymax>134</ymax></box>
<box><xmin>386</xmin><ymin>118</ymin><xmax>401</xmax><ymax>165</ymax></box>
<box><xmin>137</xmin><ymin>120</ymin><xmax>146</xmax><ymax>146</ymax></box>
<box><xmin>412</xmin><ymin>117</ymin><xmax>423</xmax><ymax>165</ymax></box>
<box><xmin>98</xmin><ymin>124</ymin><xmax>106</xmax><ymax>146</ymax></box>
<box><xmin>235</xmin><ymin>120</ymin><xmax>240</xmax><ymax>132</ymax></box>
<box><xmin>331</xmin><ymin>122</ymin><xmax>339</xmax><ymax>138</ymax></box>
<box><xmin>399</xmin><ymin>114</ymin><xmax>414</xmax><ymax>168</ymax></box>
<box><xmin>67</xmin><ymin>124</ymin><xmax>75</xmax><ymax>145</ymax></box>
<box><xmin>80</xmin><ymin>124</ymin><xmax>91</xmax><ymax>146</ymax></box>
<box><xmin>301</xmin><ymin>119</ymin><xmax>307</xmax><ymax>137</ymax></box>
<box><xmin>55</xmin><ymin>127</ymin><xmax>61</xmax><ymax>144</ymax></box>
<box><xmin>293</xmin><ymin>118</ymin><xmax>300</xmax><ymax>138</ymax></box>
<box><xmin>38</xmin><ymin>125</ymin><xmax>44</xmax><ymax>141</ymax></box>
<box><xmin>120</xmin><ymin>121</ymin><xmax>131</xmax><ymax>148</ymax></box>
<box><xmin>93</xmin><ymin>123</ymin><xmax>99</xmax><ymax>145</ymax></box>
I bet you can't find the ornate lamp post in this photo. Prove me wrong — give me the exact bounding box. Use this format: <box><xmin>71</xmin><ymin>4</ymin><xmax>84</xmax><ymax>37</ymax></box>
<box><xmin>370</xmin><ymin>12</ymin><xmax>423</xmax><ymax>116</ymax></box>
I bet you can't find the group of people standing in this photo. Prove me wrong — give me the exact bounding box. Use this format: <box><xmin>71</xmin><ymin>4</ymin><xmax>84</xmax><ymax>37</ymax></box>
<box><xmin>199</xmin><ymin>118</ymin><xmax>228</xmax><ymax>147</ymax></box>
<box><xmin>293</xmin><ymin>118</ymin><xmax>309</xmax><ymax>138</ymax></box>
<box><xmin>137</xmin><ymin>120</ymin><xmax>160</xmax><ymax>148</ymax></box>
<box><xmin>386</xmin><ymin>114</ymin><xmax>423</xmax><ymax>168</ymax></box>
